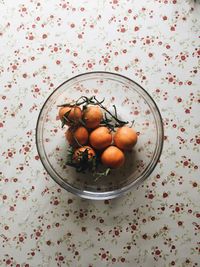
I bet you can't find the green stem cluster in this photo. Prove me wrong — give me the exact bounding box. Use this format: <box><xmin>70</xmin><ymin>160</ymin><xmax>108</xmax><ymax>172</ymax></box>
<box><xmin>58</xmin><ymin>95</ymin><xmax>128</xmax><ymax>130</ymax></box>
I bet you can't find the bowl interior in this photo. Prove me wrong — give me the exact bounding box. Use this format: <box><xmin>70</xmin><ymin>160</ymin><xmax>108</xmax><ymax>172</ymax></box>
<box><xmin>36</xmin><ymin>72</ymin><xmax>163</xmax><ymax>199</ymax></box>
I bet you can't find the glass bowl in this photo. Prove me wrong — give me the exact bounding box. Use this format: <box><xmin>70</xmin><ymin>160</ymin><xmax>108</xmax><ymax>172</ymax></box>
<box><xmin>36</xmin><ymin>72</ymin><xmax>164</xmax><ymax>200</ymax></box>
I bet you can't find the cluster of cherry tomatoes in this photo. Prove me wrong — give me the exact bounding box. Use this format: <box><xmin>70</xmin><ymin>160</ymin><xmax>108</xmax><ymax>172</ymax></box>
<box><xmin>58</xmin><ymin>99</ymin><xmax>138</xmax><ymax>173</ymax></box>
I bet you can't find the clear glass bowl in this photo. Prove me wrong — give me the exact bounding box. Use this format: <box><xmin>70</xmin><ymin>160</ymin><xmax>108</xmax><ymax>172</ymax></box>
<box><xmin>36</xmin><ymin>72</ymin><xmax>164</xmax><ymax>200</ymax></box>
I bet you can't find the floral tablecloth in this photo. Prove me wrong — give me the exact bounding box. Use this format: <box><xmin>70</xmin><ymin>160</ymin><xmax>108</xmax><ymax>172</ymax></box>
<box><xmin>0</xmin><ymin>1</ymin><xmax>200</xmax><ymax>266</ymax></box>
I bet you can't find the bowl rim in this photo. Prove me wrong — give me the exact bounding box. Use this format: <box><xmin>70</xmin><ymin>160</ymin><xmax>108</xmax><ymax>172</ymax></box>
<box><xmin>36</xmin><ymin>71</ymin><xmax>164</xmax><ymax>200</ymax></box>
